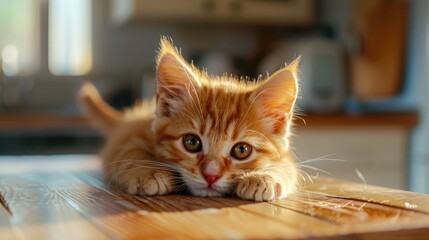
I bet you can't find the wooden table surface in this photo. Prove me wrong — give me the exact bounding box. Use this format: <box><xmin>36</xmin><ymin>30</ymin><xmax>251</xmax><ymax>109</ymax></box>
<box><xmin>0</xmin><ymin>155</ymin><xmax>428</xmax><ymax>240</ymax></box>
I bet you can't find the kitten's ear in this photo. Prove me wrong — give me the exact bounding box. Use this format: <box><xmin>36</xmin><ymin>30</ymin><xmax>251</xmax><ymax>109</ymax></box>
<box><xmin>156</xmin><ymin>38</ymin><xmax>200</xmax><ymax>117</ymax></box>
<box><xmin>251</xmin><ymin>57</ymin><xmax>300</xmax><ymax>134</ymax></box>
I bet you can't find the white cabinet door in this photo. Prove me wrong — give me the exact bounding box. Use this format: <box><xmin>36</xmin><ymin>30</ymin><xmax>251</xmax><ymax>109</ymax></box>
<box><xmin>292</xmin><ymin>127</ymin><xmax>408</xmax><ymax>190</ymax></box>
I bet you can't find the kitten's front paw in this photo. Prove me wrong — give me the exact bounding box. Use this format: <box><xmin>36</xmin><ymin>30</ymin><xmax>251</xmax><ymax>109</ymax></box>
<box><xmin>126</xmin><ymin>171</ymin><xmax>174</xmax><ymax>196</ymax></box>
<box><xmin>236</xmin><ymin>173</ymin><xmax>285</xmax><ymax>201</ymax></box>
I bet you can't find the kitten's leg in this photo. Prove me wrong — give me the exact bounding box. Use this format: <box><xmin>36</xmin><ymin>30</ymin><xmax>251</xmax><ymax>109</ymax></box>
<box><xmin>123</xmin><ymin>169</ymin><xmax>175</xmax><ymax>196</ymax></box>
<box><xmin>103</xmin><ymin>142</ymin><xmax>177</xmax><ymax>196</ymax></box>
<box><xmin>235</xmin><ymin>170</ymin><xmax>296</xmax><ymax>201</ymax></box>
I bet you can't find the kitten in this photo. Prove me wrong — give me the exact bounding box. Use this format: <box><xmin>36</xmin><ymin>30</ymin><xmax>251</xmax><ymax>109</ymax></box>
<box><xmin>79</xmin><ymin>38</ymin><xmax>299</xmax><ymax>201</ymax></box>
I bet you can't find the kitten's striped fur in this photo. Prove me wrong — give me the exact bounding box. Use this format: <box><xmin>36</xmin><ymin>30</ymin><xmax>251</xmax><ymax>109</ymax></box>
<box><xmin>79</xmin><ymin>38</ymin><xmax>299</xmax><ymax>201</ymax></box>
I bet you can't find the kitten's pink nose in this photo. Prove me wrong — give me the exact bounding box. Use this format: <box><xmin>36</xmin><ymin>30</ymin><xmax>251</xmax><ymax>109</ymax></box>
<box><xmin>203</xmin><ymin>173</ymin><xmax>220</xmax><ymax>186</ymax></box>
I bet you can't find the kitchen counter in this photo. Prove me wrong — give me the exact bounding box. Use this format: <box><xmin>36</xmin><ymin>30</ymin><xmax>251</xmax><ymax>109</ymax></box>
<box><xmin>0</xmin><ymin>112</ymin><xmax>419</xmax><ymax>130</ymax></box>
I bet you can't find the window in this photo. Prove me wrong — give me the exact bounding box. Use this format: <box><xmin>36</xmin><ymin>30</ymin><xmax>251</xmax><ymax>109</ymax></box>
<box><xmin>49</xmin><ymin>0</ymin><xmax>92</xmax><ymax>76</ymax></box>
<box><xmin>0</xmin><ymin>0</ymin><xmax>93</xmax><ymax>77</ymax></box>
<box><xmin>0</xmin><ymin>0</ymin><xmax>40</xmax><ymax>76</ymax></box>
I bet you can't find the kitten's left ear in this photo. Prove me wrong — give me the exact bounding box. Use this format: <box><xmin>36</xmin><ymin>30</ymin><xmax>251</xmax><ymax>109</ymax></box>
<box><xmin>251</xmin><ymin>57</ymin><xmax>300</xmax><ymax>134</ymax></box>
<box><xmin>156</xmin><ymin>38</ymin><xmax>201</xmax><ymax>117</ymax></box>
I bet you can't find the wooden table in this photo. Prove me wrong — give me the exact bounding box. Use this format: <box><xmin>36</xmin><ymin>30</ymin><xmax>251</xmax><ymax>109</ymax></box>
<box><xmin>1</xmin><ymin>155</ymin><xmax>428</xmax><ymax>239</ymax></box>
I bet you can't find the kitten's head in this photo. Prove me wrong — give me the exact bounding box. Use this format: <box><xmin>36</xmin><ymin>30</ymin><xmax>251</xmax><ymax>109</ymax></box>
<box><xmin>152</xmin><ymin>38</ymin><xmax>299</xmax><ymax>197</ymax></box>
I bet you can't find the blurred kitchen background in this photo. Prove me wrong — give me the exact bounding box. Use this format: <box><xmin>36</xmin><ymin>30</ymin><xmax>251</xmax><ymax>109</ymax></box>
<box><xmin>0</xmin><ymin>0</ymin><xmax>428</xmax><ymax>193</ymax></box>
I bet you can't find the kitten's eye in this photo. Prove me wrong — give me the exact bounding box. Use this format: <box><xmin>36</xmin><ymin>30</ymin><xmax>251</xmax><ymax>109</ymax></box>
<box><xmin>231</xmin><ymin>142</ymin><xmax>252</xmax><ymax>160</ymax></box>
<box><xmin>182</xmin><ymin>134</ymin><xmax>202</xmax><ymax>153</ymax></box>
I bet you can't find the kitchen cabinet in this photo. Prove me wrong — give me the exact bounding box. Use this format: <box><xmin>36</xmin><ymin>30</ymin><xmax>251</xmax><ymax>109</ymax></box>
<box><xmin>110</xmin><ymin>0</ymin><xmax>314</xmax><ymax>25</ymax></box>
<box><xmin>293</xmin><ymin>113</ymin><xmax>417</xmax><ymax>190</ymax></box>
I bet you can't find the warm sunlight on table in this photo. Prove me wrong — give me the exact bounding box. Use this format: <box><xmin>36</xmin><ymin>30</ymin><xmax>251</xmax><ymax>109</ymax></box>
<box><xmin>1</xmin><ymin>155</ymin><xmax>428</xmax><ymax>239</ymax></box>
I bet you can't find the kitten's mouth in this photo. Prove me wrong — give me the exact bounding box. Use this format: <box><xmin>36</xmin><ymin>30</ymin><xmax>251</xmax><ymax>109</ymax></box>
<box><xmin>205</xmin><ymin>186</ymin><xmax>218</xmax><ymax>192</ymax></box>
<box><xmin>195</xmin><ymin>187</ymin><xmax>223</xmax><ymax>197</ymax></box>
<box><xmin>188</xmin><ymin>183</ymin><xmax>226</xmax><ymax>197</ymax></box>
<box><xmin>180</xmin><ymin>172</ymin><xmax>227</xmax><ymax>197</ymax></box>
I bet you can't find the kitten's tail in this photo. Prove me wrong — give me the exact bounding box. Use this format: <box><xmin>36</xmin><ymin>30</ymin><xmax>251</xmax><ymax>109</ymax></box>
<box><xmin>78</xmin><ymin>82</ymin><xmax>123</xmax><ymax>136</ymax></box>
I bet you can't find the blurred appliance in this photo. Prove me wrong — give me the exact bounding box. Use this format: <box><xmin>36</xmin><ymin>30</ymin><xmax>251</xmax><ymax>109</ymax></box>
<box><xmin>199</xmin><ymin>51</ymin><xmax>234</xmax><ymax>76</ymax></box>
<box><xmin>259</xmin><ymin>38</ymin><xmax>346</xmax><ymax>113</ymax></box>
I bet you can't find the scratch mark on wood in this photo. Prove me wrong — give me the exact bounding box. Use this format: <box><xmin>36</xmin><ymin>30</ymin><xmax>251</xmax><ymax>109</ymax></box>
<box><xmin>267</xmin><ymin>201</ymin><xmax>340</xmax><ymax>224</ymax></box>
<box><xmin>0</xmin><ymin>191</ymin><xmax>12</xmax><ymax>216</ymax></box>
<box><xmin>320</xmin><ymin>194</ymin><xmax>429</xmax><ymax>216</ymax></box>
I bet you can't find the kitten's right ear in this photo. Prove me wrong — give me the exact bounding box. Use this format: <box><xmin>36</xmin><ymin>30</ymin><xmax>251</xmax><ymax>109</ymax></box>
<box><xmin>251</xmin><ymin>57</ymin><xmax>300</xmax><ymax>135</ymax></box>
<box><xmin>156</xmin><ymin>38</ymin><xmax>201</xmax><ymax>117</ymax></box>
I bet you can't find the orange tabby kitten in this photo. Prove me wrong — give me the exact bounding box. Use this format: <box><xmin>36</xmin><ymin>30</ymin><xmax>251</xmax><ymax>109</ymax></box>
<box><xmin>79</xmin><ymin>38</ymin><xmax>299</xmax><ymax>201</ymax></box>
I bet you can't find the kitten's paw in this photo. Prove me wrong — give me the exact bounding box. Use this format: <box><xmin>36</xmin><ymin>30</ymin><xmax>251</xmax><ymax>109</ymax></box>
<box><xmin>236</xmin><ymin>174</ymin><xmax>285</xmax><ymax>201</ymax></box>
<box><xmin>126</xmin><ymin>171</ymin><xmax>174</xmax><ymax>196</ymax></box>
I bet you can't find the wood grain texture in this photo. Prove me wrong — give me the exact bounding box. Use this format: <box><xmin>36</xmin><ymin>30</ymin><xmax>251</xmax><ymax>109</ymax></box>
<box><xmin>0</xmin><ymin>173</ymin><xmax>107</xmax><ymax>240</ymax></box>
<box><xmin>0</xmin><ymin>156</ymin><xmax>428</xmax><ymax>239</ymax></box>
<box><xmin>303</xmin><ymin>177</ymin><xmax>429</xmax><ymax>213</ymax></box>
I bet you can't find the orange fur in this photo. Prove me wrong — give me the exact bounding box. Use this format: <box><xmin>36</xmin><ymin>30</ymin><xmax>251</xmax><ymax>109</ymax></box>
<box><xmin>79</xmin><ymin>37</ymin><xmax>299</xmax><ymax>201</ymax></box>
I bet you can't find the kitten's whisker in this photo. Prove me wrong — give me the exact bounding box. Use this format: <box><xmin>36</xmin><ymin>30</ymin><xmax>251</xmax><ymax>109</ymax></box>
<box><xmin>119</xmin><ymin>164</ymin><xmax>179</xmax><ymax>174</ymax></box>
<box><xmin>175</xmin><ymin>184</ymin><xmax>189</xmax><ymax>192</ymax></box>
<box><xmin>106</xmin><ymin>166</ymin><xmax>135</xmax><ymax>189</ymax></box>
<box><xmin>296</xmin><ymin>153</ymin><xmax>343</xmax><ymax>164</ymax></box>
<box><xmin>299</xmin><ymin>170</ymin><xmax>315</xmax><ymax>185</ymax></box>
<box><xmin>297</xmin><ymin>171</ymin><xmax>308</xmax><ymax>185</ymax></box>
<box><xmin>111</xmin><ymin>158</ymin><xmax>180</xmax><ymax>168</ymax></box>
<box><xmin>297</xmin><ymin>158</ymin><xmax>347</xmax><ymax>165</ymax></box>
<box><xmin>298</xmin><ymin>165</ymin><xmax>330</xmax><ymax>175</ymax></box>
<box><xmin>104</xmin><ymin>162</ymin><xmax>179</xmax><ymax>182</ymax></box>
<box><xmin>261</xmin><ymin>166</ymin><xmax>291</xmax><ymax>172</ymax></box>
<box><xmin>106</xmin><ymin>162</ymin><xmax>148</xmax><ymax>185</ymax></box>
<box><xmin>104</xmin><ymin>160</ymin><xmax>179</xmax><ymax>174</ymax></box>
<box><xmin>102</xmin><ymin>159</ymin><xmax>148</xmax><ymax>168</ymax></box>
<box><xmin>107</xmin><ymin>163</ymin><xmax>180</xmax><ymax>190</ymax></box>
